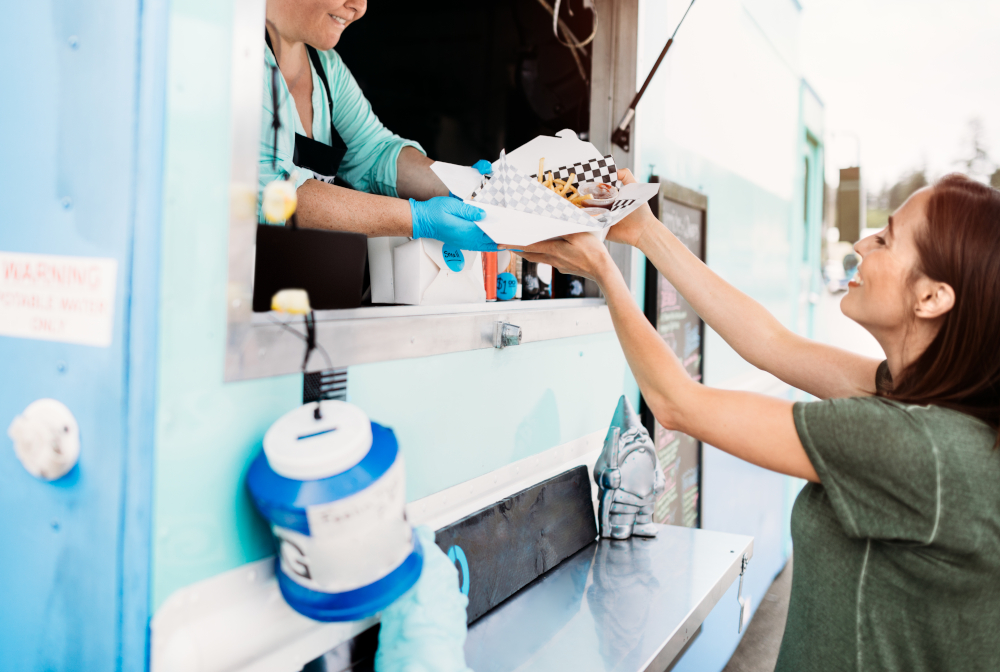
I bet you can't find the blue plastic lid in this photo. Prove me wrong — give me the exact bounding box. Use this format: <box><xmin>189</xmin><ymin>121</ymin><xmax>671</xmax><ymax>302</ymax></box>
<box><xmin>275</xmin><ymin>536</ymin><xmax>424</xmax><ymax>622</ymax></box>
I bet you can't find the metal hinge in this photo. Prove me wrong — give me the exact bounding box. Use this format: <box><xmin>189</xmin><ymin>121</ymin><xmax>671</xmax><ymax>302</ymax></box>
<box><xmin>737</xmin><ymin>553</ymin><xmax>750</xmax><ymax>633</ymax></box>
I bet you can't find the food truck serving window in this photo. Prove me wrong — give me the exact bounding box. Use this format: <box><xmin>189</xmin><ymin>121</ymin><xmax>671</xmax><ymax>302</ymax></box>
<box><xmin>225</xmin><ymin>0</ymin><xmax>635</xmax><ymax>381</ymax></box>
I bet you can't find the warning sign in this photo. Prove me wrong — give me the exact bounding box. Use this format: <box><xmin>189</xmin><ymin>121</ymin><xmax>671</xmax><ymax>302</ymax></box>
<box><xmin>0</xmin><ymin>251</ymin><xmax>118</xmax><ymax>347</ymax></box>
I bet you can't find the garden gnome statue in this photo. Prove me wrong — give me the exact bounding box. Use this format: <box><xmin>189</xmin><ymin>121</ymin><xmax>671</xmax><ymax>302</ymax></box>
<box><xmin>594</xmin><ymin>395</ymin><xmax>666</xmax><ymax>539</ymax></box>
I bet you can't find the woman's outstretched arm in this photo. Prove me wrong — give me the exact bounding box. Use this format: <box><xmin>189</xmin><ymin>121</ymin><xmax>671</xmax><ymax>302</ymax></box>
<box><xmin>513</xmin><ymin>235</ymin><xmax>818</xmax><ymax>482</ymax></box>
<box><xmin>607</xmin><ymin>170</ymin><xmax>881</xmax><ymax>399</ymax></box>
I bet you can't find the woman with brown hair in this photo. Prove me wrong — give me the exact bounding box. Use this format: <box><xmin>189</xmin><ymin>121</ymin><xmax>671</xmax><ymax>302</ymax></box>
<box><xmin>508</xmin><ymin>173</ymin><xmax>1000</xmax><ymax>671</ymax></box>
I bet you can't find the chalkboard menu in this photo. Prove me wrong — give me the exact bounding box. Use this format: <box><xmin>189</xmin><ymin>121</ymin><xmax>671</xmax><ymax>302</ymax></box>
<box><xmin>642</xmin><ymin>183</ymin><xmax>706</xmax><ymax>529</ymax></box>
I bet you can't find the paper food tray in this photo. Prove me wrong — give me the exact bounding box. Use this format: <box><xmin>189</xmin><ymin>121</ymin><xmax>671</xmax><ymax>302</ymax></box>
<box><xmin>431</xmin><ymin>131</ymin><xmax>659</xmax><ymax>247</ymax></box>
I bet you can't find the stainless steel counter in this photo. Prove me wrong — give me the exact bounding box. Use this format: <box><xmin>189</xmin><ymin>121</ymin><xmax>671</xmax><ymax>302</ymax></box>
<box><xmin>464</xmin><ymin>524</ymin><xmax>753</xmax><ymax>672</ymax></box>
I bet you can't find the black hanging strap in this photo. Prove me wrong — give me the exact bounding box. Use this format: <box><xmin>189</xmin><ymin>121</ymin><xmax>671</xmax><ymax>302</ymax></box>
<box><xmin>265</xmin><ymin>32</ymin><xmax>335</xmax><ymax>134</ymax></box>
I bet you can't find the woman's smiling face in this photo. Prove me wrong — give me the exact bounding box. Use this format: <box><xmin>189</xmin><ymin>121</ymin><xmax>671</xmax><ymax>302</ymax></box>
<box><xmin>268</xmin><ymin>0</ymin><xmax>367</xmax><ymax>50</ymax></box>
<box><xmin>841</xmin><ymin>188</ymin><xmax>932</xmax><ymax>337</ymax></box>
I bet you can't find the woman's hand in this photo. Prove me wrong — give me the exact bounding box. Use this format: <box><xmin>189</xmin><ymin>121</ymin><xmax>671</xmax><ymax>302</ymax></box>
<box><xmin>604</xmin><ymin>168</ymin><xmax>659</xmax><ymax>248</ymax></box>
<box><xmin>503</xmin><ymin>232</ymin><xmax>617</xmax><ymax>285</ymax></box>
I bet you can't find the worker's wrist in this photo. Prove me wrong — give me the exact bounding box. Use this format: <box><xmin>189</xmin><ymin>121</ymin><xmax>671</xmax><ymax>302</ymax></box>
<box><xmin>408</xmin><ymin>198</ymin><xmax>423</xmax><ymax>238</ymax></box>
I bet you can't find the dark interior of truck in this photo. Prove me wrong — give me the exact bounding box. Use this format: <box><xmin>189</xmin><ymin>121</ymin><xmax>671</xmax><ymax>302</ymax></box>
<box><xmin>337</xmin><ymin>0</ymin><xmax>595</xmax><ymax>165</ymax></box>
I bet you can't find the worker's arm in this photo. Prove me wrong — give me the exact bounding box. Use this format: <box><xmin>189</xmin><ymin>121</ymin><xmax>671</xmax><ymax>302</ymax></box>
<box><xmin>606</xmin><ymin>169</ymin><xmax>881</xmax><ymax>400</ymax></box>
<box><xmin>293</xmin><ymin>179</ymin><xmax>413</xmax><ymax>236</ymax></box>
<box><xmin>294</xmin><ymin>179</ymin><xmax>495</xmax><ymax>250</ymax></box>
<box><xmin>513</xmin><ymin>235</ymin><xmax>818</xmax><ymax>481</ymax></box>
<box><xmin>394</xmin><ymin>147</ymin><xmax>451</xmax><ymax>201</ymax></box>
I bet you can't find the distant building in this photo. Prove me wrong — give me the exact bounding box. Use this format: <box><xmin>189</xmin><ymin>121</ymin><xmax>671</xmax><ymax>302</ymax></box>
<box><xmin>837</xmin><ymin>166</ymin><xmax>865</xmax><ymax>241</ymax></box>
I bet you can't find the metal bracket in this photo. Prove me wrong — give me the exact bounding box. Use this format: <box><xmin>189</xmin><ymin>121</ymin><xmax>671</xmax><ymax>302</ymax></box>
<box><xmin>611</xmin><ymin>116</ymin><xmax>634</xmax><ymax>153</ymax></box>
<box><xmin>493</xmin><ymin>321</ymin><xmax>522</xmax><ymax>349</ymax></box>
<box><xmin>611</xmin><ymin>0</ymin><xmax>698</xmax><ymax>153</ymax></box>
<box><xmin>736</xmin><ymin>553</ymin><xmax>749</xmax><ymax>633</ymax></box>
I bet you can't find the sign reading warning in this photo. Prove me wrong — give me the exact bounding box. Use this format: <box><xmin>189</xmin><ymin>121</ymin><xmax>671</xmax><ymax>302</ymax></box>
<box><xmin>0</xmin><ymin>251</ymin><xmax>118</xmax><ymax>347</ymax></box>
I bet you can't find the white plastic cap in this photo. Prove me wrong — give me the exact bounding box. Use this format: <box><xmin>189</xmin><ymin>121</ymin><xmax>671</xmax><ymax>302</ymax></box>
<box><xmin>263</xmin><ymin>401</ymin><xmax>373</xmax><ymax>481</ymax></box>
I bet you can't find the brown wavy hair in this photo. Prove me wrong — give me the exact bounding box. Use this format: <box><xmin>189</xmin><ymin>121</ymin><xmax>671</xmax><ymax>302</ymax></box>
<box><xmin>880</xmin><ymin>174</ymin><xmax>1000</xmax><ymax>441</ymax></box>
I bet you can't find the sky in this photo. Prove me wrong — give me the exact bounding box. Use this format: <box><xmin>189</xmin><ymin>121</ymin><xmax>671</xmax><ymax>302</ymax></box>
<box><xmin>798</xmin><ymin>0</ymin><xmax>1000</xmax><ymax>190</ymax></box>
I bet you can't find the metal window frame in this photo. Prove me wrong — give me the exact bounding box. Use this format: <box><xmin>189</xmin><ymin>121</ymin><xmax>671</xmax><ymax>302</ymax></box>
<box><xmin>650</xmin><ymin>180</ymin><xmax>709</xmax><ymax>529</ymax></box>
<box><xmin>223</xmin><ymin>0</ymin><xmax>639</xmax><ymax>381</ymax></box>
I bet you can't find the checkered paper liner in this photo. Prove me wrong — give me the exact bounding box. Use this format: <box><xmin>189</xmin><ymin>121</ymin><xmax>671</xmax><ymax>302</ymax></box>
<box><xmin>472</xmin><ymin>151</ymin><xmax>595</xmax><ymax>227</ymax></box>
<box><xmin>472</xmin><ymin>153</ymin><xmax>621</xmax><ymax>200</ymax></box>
<box><xmin>529</xmin><ymin>154</ymin><xmax>620</xmax><ymax>188</ymax></box>
<box><xmin>610</xmin><ymin>198</ymin><xmax>636</xmax><ymax>212</ymax></box>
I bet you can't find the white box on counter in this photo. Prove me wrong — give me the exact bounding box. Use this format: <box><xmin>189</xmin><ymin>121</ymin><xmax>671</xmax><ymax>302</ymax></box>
<box><xmin>367</xmin><ymin>237</ymin><xmax>409</xmax><ymax>304</ymax></box>
<box><xmin>391</xmin><ymin>239</ymin><xmax>486</xmax><ymax>306</ymax></box>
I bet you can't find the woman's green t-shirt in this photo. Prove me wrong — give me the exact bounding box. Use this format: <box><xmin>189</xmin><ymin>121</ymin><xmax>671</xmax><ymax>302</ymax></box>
<box><xmin>777</xmin><ymin>396</ymin><xmax>1000</xmax><ymax>672</ymax></box>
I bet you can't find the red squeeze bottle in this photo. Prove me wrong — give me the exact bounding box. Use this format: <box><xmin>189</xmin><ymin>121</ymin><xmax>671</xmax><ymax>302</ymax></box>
<box><xmin>483</xmin><ymin>252</ymin><xmax>498</xmax><ymax>301</ymax></box>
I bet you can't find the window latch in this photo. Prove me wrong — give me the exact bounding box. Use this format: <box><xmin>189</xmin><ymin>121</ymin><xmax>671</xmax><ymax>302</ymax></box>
<box><xmin>493</xmin><ymin>322</ymin><xmax>522</xmax><ymax>349</ymax></box>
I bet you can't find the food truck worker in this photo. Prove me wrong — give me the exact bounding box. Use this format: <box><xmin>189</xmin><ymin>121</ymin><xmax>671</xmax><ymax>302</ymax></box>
<box><xmin>512</xmin><ymin>172</ymin><xmax>1000</xmax><ymax>671</ymax></box>
<box><xmin>260</xmin><ymin>0</ymin><xmax>495</xmax><ymax>251</ymax></box>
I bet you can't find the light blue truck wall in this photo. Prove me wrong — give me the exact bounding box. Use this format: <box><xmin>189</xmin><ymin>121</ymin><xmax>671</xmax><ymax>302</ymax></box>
<box><xmin>0</xmin><ymin>0</ymin><xmax>168</xmax><ymax>669</ymax></box>
<box><xmin>154</xmin><ymin>9</ymin><xmax>820</xmax><ymax>672</ymax></box>
<box><xmin>152</xmin><ymin>0</ymin><xmax>640</xmax><ymax>609</ymax></box>
<box><xmin>632</xmin><ymin>0</ymin><xmax>817</xmax><ymax>669</ymax></box>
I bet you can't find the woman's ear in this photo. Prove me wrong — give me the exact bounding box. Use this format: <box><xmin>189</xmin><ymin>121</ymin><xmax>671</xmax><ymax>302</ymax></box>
<box><xmin>913</xmin><ymin>277</ymin><xmax>955</xmax><ymax>320</ymax></box>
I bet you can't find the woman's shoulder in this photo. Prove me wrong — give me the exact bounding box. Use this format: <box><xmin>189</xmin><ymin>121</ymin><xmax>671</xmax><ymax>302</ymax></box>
<box><xmin>314</xmin><ymin>48</ymin><xmax>347</xmax><ymax>77</ymax></box>
<box><xmin>816</xmin><ymin>394</ymin><xmax>988</xmax><ymax>422</ymax></box>
<box><xmin>806</xmin><ymin>395</ymin><xmax>998</xmax><ymax>458</ymax></box>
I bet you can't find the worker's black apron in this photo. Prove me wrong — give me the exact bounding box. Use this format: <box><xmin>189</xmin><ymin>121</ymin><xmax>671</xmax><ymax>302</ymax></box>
<box><xmin>252</xmin><ymin>36</ymin><xmax>368</xmax><ymax>312</ymax></box>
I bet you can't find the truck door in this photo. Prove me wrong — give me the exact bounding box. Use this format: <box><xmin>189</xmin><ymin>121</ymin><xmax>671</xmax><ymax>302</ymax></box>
<box><xmin>0</xmin><ymin>1</ymin><xmax>162</xmax><ymax>669</ymax></box>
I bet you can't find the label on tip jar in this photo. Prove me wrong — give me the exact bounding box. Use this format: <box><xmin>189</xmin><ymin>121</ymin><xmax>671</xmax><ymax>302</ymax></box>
<box><xmin>496</xmin><ymin>272</ymin><xmax>517</xmax><ymax>301</ymax></box>
<box><xmin>441</xmin><ymin>245</ymin><xmax>465</xmax><ymax>272</ymax></box>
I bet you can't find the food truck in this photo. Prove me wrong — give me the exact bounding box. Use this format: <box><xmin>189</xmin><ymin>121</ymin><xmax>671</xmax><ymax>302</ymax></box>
<box><xmin>0</xmin><ymin>0</ymin><xmax>825</xmax><ymax>670</ymax></box>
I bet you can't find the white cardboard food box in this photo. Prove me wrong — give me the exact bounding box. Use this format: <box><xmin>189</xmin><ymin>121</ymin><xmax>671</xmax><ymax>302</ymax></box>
<box><xmin>391</xmin><ymin>239</ymin><xmax>486</xmax><ymax>306</ymax></box>
<box><xmin>369</xmin><ymin>131</ymin><xmax>654</xmax><ymax>304</ymax></box>
<box><xmin>367</xmin><ymin>237</ymin><xmax>410</xmax><ymax>304</ymax></box>
<box><xmin>431</xmin><ymin>130</ymin><xmax>660</xmax><ymax>247</ymax></box>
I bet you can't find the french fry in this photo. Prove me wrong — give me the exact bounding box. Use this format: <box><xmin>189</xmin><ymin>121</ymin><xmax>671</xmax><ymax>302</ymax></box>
<box><xmin>534</xmin><ymin>164</ymin><xmax>590</xmax><ymax>208</ymax></box>
<box><xmin>560</xmin><ymin>172</ymin><xmax>577</xmax><ymax>195</ymax></box>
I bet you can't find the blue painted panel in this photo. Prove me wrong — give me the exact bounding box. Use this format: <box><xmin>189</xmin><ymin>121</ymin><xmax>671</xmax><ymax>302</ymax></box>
<box><xmin>0</xmin><ymin>0</ymin><xmax>161</xmax><ymax>670</ymax></box>
<box><xmin>122</xmin><ymin>0</ymin><xmax>171</xmax><ymax>668</ymax></box>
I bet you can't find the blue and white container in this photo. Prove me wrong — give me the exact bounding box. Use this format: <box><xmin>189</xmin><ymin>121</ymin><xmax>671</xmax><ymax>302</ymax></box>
<box><xmin>247</xmin><ymin>401</ymin><xmax>423</xmax><ymax>621</ymax></box>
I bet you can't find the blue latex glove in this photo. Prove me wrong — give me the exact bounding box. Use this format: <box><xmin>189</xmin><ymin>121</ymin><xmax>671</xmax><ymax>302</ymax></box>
<box><xmin>472</xmin><ymin>159</ymin><xmax>493</xmax><ymax>175</ymax></box>
<box><xmin>375</xmin><ymin>526</ymin><xmax>473</xmax><ymax>672</ymax></box>
<box><xmin>410</xmin><ymin>197</ymin><xmax>497</xmax><ymax>252</ymax></box>
<box><xmin>447</xmin><ymin>160</ymin><xmax>493</xmax><ymax>200</ymax></box>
